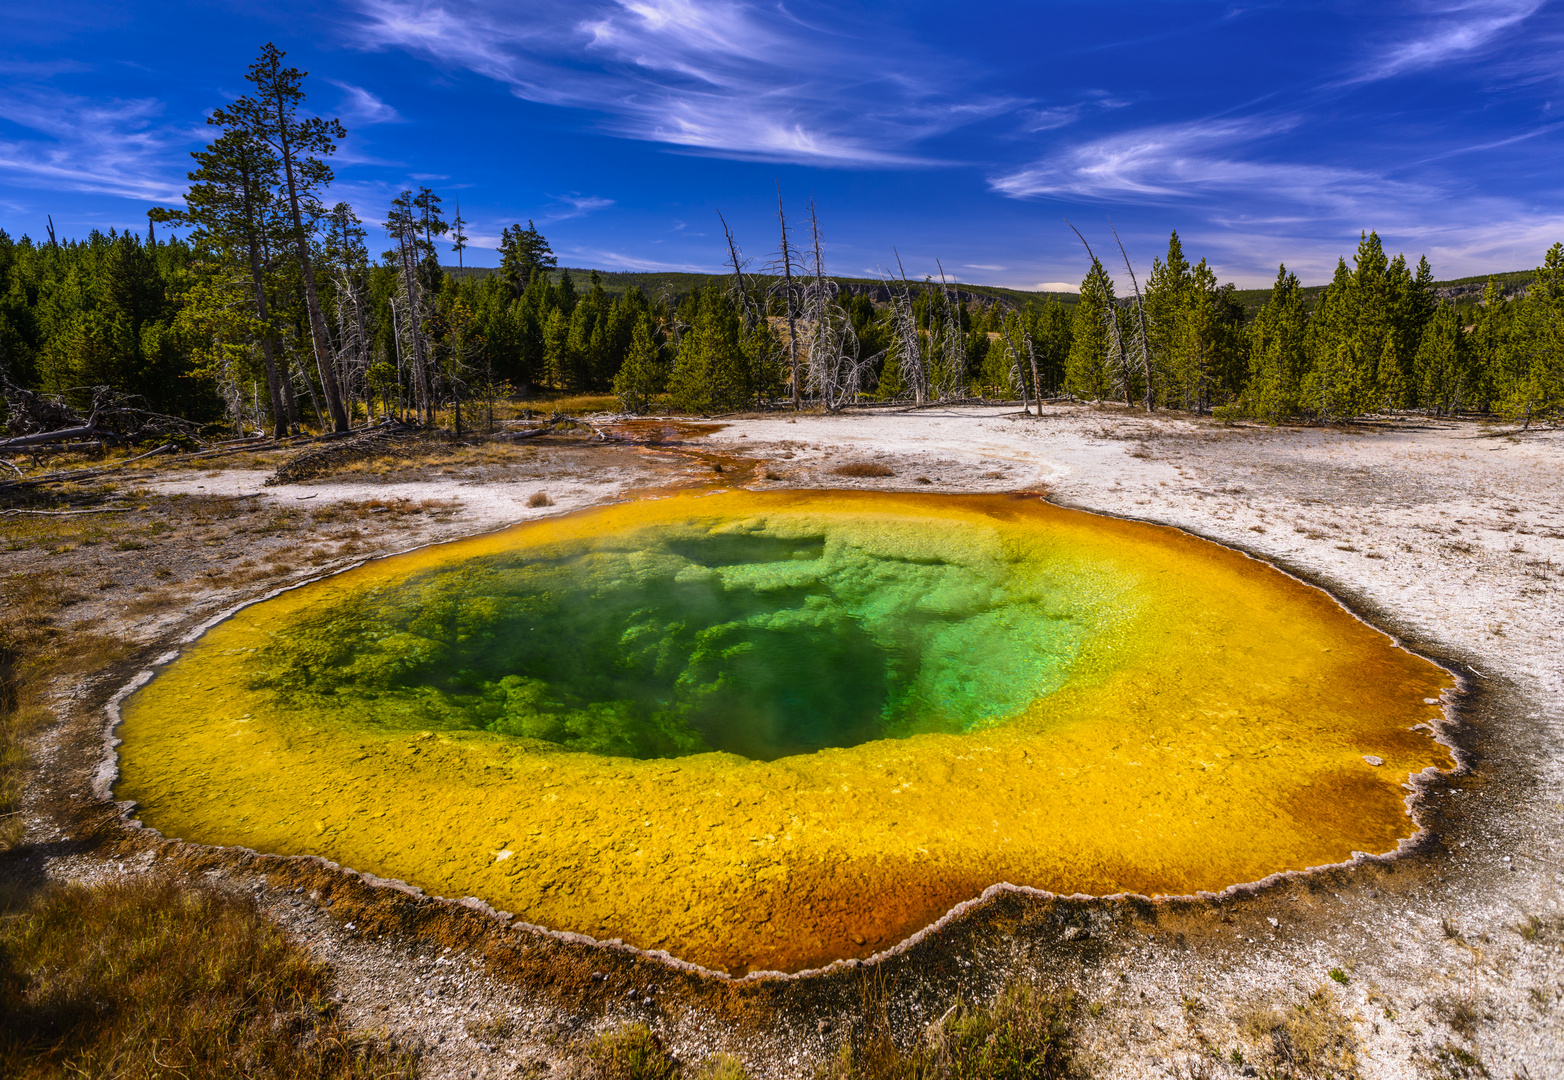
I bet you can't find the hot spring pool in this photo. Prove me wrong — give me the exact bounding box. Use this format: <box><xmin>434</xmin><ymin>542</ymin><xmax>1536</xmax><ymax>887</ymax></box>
<box><xmin>115</xmin><ymin>490</ymin><xmax>1454</xmax><ymax>974</ymax></box>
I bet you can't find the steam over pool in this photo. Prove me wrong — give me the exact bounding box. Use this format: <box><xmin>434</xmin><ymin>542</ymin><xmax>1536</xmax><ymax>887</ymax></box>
<box><xmin>116</xmin><ymin>490</ymin><xmax>1453</xmax><ymax>974</ymax></box>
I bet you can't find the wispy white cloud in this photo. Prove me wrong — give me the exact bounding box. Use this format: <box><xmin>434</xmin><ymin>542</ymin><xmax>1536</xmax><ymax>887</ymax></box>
<box><xmin>562</xmin><ymin>246</ymin><xmax>715</xmax><ymax>273</ymax></box>
<box><xmin>1349</xmin><ymin>0</ymin><xmax>1544</xmax><ymax>84</ymax></box>
<box><xmin>539</xmin><ymin>193</ymin><xmax>616</xmax><ymax>223</ymax></box>
<box><xmin>331</xmin><ymin>81</ymin><xmax>403</xmax><ymax>125</ymax></box>
<box><xmin>989</xmin><ymin>115</ymin><xmax>1445</xmax><ymax>229</ymax></box>
<box><xmin>0</xmin><ymin>86</ymin><xmax>188</xmax><ymax>202</ymax></box>
<box><xmin>1019</xmin><ymin>106</ymin><xmax>1080</xmax><ymax>133</ymax></box>
<box><xmin>987</xmin><ymin>104</ymin><xmax>1564</xmax><ymax>287</ymax></box>
<box><xmin>348</xmin><ymin>0</ymin><xmax>1011</xmax><ymax>165</ymax></box>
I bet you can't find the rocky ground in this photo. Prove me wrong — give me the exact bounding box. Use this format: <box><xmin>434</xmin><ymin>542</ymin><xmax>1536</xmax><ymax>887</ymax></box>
<box><xmin>3</xmin><ymin>404</ymin><xmax>1560</xmax><ymax>1079</ymax></box>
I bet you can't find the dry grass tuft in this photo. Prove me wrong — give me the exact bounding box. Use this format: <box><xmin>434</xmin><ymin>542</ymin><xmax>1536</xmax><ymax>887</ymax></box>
<box><xmin>691</xmin><ymin>1053</ymin><xmax>751</xmax><ymax>1079</ymax></box>
<box><xmin>528</xmin><ymin>491</ymin><xmax>555</xmax><ymax>508</ymax></box>
<box><xmin>0</xmin><ymin>879</ymin><xmax>416</xmax><ymax>1079</ymax></box>
<box><xmin>1237</xmin><ymin>986</ymin><xmax>1357</xmax><ymax>1079</ymax></box>
<box><xmin>584</xmin><ymin>1024</ymin><xmax>680</xmax><ymax>1080</ymax></box>
<box><xmin>0</xmin><ymin>571</ymin><xmax>129</xmax><ymax>848</ymax></box>
<box><xmin>824</xmin><ymin>982</ymin><xmax>1079</xmax><ymax>1080</ymax></box>
<box><xmin>579</xmin><ymin>1024</ymin><xmax>753</xmax><ymax>1080</ymax></box>
<box><xmin>832</xmin><ymin>462</ymin><xmax>895</xmax><ymax>479</ymax></box>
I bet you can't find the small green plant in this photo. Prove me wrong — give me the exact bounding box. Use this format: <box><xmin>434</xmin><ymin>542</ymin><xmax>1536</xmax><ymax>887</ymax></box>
<box><xmin>585</xmin><ymin>1024</ymin><xmax>679</xmax><ymax>1080</ymax></box>
<box><xmin>1517</xmin><ymin>914</ymin><xmax>1542</xmax><ymax>940</ymax></box>
<box><xmin>1328</xmin><ymin>968</ymin><xmax>1348</xmax><ymax>985</ymax></box>
<box><xmin>825</xmin><ymin>983</ymin><xmax>1077</xmax><ymax>1080</ymax></box>
<box><xmin>1430</xmin><ymin>1040</ymin><xmax>1488</xmax><ymax>1078</ymax></box>
<box><xmin>690</xmin><ymin>1053</ymin><xmax>751</xmax><ymax>1080</ymax></box>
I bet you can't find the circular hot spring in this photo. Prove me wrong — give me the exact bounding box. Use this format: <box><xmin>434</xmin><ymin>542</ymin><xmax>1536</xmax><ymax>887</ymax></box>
<box><xmin>116</xmin><ymin>490</ymin><xmax>1453</xmax><ymax>975</ymax></box>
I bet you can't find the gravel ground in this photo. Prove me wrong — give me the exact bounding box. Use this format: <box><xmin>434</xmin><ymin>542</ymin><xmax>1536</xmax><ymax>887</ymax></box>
<box><xmin>6</xmin><ymin>405</ymin><xmax>1561</xmax><ymax>1079</ymax></box>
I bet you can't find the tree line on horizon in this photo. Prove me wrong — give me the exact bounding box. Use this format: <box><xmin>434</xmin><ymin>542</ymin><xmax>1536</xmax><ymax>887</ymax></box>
<box><xmin>0</xmin><ymin>44</ymin><xmax>1560</xmax><ymax>438</ymax></box>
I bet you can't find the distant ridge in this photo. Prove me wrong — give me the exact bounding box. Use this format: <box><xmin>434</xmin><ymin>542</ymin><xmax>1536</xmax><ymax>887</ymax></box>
<box><xmin>442</xmin><ymin>265</ymin><xmax>1081</xmax><ymax>309</ymax></box>
<box><xmin>444</xmin><ymin>264</ymin><xmax>1537</xmax><ymax>322</ymax></box>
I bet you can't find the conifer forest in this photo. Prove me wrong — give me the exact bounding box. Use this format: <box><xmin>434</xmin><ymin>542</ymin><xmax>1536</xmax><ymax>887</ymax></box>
<box><xmin>2</xmin><ymin>45</ymin><xmax>1561</xmax><ymax>443</ymax></box>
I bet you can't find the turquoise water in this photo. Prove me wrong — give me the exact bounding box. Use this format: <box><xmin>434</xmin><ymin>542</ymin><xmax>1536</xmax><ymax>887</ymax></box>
<box><xmin>245</xmin><ymin>518</ymin><xmax>1096</xmax><ymax>761</ymax></box>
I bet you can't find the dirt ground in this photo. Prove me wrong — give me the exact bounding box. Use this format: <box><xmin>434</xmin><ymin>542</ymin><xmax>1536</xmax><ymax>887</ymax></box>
<box><xmin>3</xmin><ymin>404</ymin><xmax>1560</xmax><ymax>1079</ymax></box>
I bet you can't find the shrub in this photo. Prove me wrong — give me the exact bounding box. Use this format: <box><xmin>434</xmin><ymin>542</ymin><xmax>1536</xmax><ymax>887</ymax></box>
<box><xmin>832</xmin><ymin>462</ymin><xmax>894</xmax><ymax>478</ymax></box>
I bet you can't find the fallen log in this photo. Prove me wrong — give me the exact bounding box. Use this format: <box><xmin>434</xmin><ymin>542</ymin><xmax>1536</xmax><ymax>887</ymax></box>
<box><xmin>0</xmin><ymin>506</ymin><xmax>132</xmax><ymax>517</ymax></box>
<box><xmin>0</xmin><ymin>443</ymin><xmax>173</xmax><ymax>492</ymax></box>
<box><xmin>0</xmin><ymin>422</ymin><xmax>104</xmax><ymax>449</ymax></box>
<box><xmin>491</xmin><ymin>423</ymin><xmax>563</xmax><ymax>441</ymax></box>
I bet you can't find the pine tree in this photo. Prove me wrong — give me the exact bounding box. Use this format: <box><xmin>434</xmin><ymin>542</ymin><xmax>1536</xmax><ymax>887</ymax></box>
<box><xmin>613</xmin><ymin>313</ymin><xmax>665</xmax><ymax>413</ymax></box>
<box><xmin>1305</xmin><ymin>231</ymin><xmax>1397</xmax><ymax>419</ymax></box>
<box><xmin>1413</xmin><ymin>303</ymin><xmax>1470</xmax><ymax>416</ymax></box>
<box><xmin>668</xmin><ymin>285</ymin><xmax>751</xmax><ymax>414</ymax></box>
<box><xmin>1065</xmin><ymin>259</ymin><xmax>1114</xmax><ymax>401</ymax></box>
<box><xmin>498</xmin><ymin>221</ymin><xmax>556</xmax><ymax>296</ymax></box>
<box><xmin>155</xmin><ymin>128</ymin><xmax>290</xmax><ymax>435</ymax></box>
<box><xmin>211</xmin><ymin>43</ymin><xmax>351</xmax><ymax>432</ymax></box>
<box><xmin>542</xmin><ymin>307</ymin><xmax>569</xmax><ymax>390</ymax></box>
<box><xmin>1243</xmin><ymin>266</ymin><xmax>1309</xmax><ymax>422</ymax></box>
<box><xmin>1495</xmin><ymin>242</ymin><xmax>1564</xmax><ymax>427</ymax></box>
<box><xmin>450</xmin><ymin>197</ymin><xmax>469</xmax><ymax>271</ymax></box>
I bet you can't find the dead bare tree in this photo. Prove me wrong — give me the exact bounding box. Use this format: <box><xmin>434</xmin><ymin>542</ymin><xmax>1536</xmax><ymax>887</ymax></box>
<box><xmin>998</xmin><ymin>311</ymin><xmax>1034</xmax><ymax>415</ymax></box>
<box><xmin>799</xmin><ymin>198</ymin><xmax>865</xmax><ymax>411</ymax></box>
<box><xmin>886</xmin><ymin>251</ymin><xmax>929</xmax><ymax>405</ymax></box>
<box><xmin>1067</xmin><ymin>221</ymin><xmax>1134</xmax><ymax>407</ymax></box>
<box><xmin>1112</xmin><ymin>222</ymin><xmax>1154</xmax><ymax>413</ymax></box>
<box><xmin>718</xmin><ymin>210</ymin><xmax>775</xmax><ymax>410</ymax></box>
<box><xmin>932</xmin><ymin>260</ymin><xmax>968</xmax><ymax>401</ymax></box>
<box><xmin>769</xmin><ymin>185</ymin><xmax>804</xmax><ymax>409</ymax></box>
<box><xmin>386</xmin><ymin>199</ymin><xmax>433</xmax><ymax>424</ymax></box>
<box><xmin>0</xmin><ymin>383</ymin><xmax>196</xmax><ymax>449</ymax></box>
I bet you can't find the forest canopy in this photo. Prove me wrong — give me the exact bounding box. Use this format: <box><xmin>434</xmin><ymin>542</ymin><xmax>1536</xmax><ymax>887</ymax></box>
<box><xmin>1</xmin><ymin>44</ymin><xmax>1561</xmax><ymax>437</ymax></box>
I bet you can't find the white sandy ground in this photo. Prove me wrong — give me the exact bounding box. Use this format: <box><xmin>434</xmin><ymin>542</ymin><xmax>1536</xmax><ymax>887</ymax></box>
<box><xmin>18</xmin><ymin>404</ymin><xmax>1564</xmax><ymax>1079</ymax></box>
<box><xmin>710</xmin><ymin>407</ymin><xmax>1564</xmax><ymax>1079</ymax></box>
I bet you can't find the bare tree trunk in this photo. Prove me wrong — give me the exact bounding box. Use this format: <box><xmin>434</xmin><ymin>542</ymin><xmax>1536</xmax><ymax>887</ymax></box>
<box><xmin>718</xmin><ymin>210</ymin><xmax>766</xmax><ymax>410</ymax></box>
<box><xmin>890</xmin><ymin>251</ymin><xmax>927</xmax><ymax>405</ymax></box>
<box><xmin>777</xmin><ymin>187</ymin><xmax>801</xmax><ymax>410</ymax></box>
<box><xmin>1066</xmin><ymin>221</ymin><xmax>1132</xmax><ymax>407</ymax></box>
<box><xmin>1026</xmin><ymin>335</ymin><xmax>1044</xmax><ymax>414</ymax></box>
<box><xmin>393</xmin><ymin>233</ymin><xmax>430</xmax><ymax>424</ymax></box>
<box><xmin>273</xmin><ymin>103</ymin><xmax>350</xmax><ymax>432</ymax></box>
<box><xmin>999</xmin><ymin>316</ymin><xmax>1031</xmax><ymax>415</ymax></box>
<box><xmin>1112</xmin><ymin>224</ymin><xmax>1155</xmax><ymax>413</ymax></box>
<box><xmin>1111</xmin><ymin>303</ymin><xmax>1132</xmax><ymax>408</ymax></box>
<box><xmin>234</xmin><ymin>158</ymin><xmax>289</xmax><ymax>438</ymax></box>
<box><xmin>290</xmin><ymin>327</ymin><xmax>326</xmax><ymax>426</ymax></box>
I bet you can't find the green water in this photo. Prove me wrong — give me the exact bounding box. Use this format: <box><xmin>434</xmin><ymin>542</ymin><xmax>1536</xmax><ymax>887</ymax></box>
<box><xmin>245</xmin><ymin>519</ymin><xmax>1096</xmax><ymax>760</ymax></box>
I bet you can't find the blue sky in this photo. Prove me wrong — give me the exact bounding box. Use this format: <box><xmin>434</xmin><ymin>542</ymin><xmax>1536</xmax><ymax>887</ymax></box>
<box><xmin>3</xmin><ymin>1</ymin><xmax>1563</xmax><ymax>289</ymax></box>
